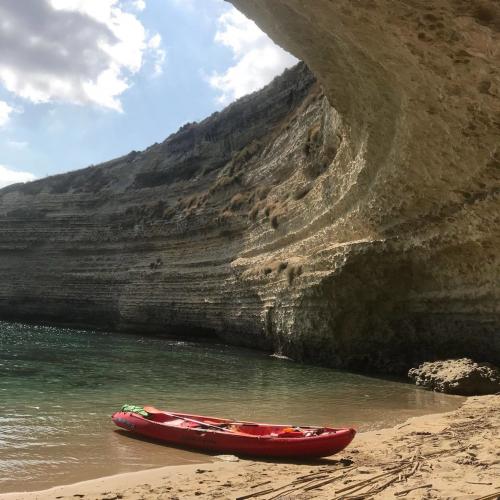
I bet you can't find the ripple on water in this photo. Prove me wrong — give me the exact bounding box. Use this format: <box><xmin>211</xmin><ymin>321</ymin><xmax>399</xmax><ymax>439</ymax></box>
<box><xmin>0</xmin><ymin>320</ymin><xmax>464</xmax><ymax>492</ymax></box>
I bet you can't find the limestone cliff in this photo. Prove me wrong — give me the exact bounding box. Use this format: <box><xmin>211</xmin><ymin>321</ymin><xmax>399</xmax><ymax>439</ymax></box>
<box><xmin>1</xmin><ymin>0</ymin><xmax>499</xmax><ymax>373</ymax></box>
<box><xmin>226</xmin><ymin>0</ymin><xmax>500</xmax><ymax>371</ymax></box>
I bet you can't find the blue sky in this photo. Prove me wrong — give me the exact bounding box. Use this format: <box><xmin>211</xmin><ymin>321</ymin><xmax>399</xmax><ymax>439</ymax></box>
<box><xmin>0</xmin><ymin>0</ymin><xmax>296</xmax><ymax>187</ymax></box>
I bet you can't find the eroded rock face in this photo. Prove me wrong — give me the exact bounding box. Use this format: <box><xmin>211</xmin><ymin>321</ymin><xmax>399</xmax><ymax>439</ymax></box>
<box><xmin>0</xmin><ymin>64</ymin><xmax>327</xmax><ymax>349</ymax></box>
<box><xmin>409</xmin><ymin>358</ymin><xmax>500</xmax><ymax>395</ymax></box>
<box><xmin>226</xmin><ymin>0</ymin><xmax>500</xmax><ymax>370</ymax></box>
<box><xmin>0</xmin><ymin>1</ymin><xmax>499</xmax><ymax>373</ymax></box>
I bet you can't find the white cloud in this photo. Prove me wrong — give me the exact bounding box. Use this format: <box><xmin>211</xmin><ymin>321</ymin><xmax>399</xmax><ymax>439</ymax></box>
<box><xmin>148</xmin><ymin>33</ymin><xmax>161</xmax><ymax>49</ymax></box>
<box><xmin>0</xmin><ymin>0</ymin><xmax>164</xmax><ymax>112</ymax></box>
<box><xmin>0</xmin><ymin>165</ymin><xmax>36</xmax><ymax>188</ymax></box>
<box><xmin>148</xmin><ymin>34</ymin><xmax>166</xmax><ymax>76</ymax></box>
<box><xmin>0</xmin><ymin>100</ymin><xmax>14</xmax><ymax>127</ymax></box>
<box><xmin>132</xmin><ymin>0</ymin><xmax>146</xmax><ymax>11</ymax></box>
<box><xmin>209</xmin><ymin>8</ymin><xmax>298</xmax><ymax>104</ymax></box>
<box><xmin>7</xmin><ymin>140</ymin><xmax>28</xmax><ymax>149</ymax></box>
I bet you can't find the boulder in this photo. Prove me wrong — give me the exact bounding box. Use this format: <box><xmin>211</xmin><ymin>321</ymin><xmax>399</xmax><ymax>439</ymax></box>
<box><xmin>408</xmin><ymin>359</ymin><xmax>500</xmax><ymax>396</ymax></box>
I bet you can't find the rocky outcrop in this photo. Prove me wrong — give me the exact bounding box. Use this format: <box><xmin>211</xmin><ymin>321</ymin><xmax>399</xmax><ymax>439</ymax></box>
<box><xmin>0</xmin><ymin>1</ymin><xmax>499</xmax><ymax>373</ymax></box>
<box><xmin>409</xmin><ymin>358</ymin><xmax>500</xmax><ymax>395</ymax></box>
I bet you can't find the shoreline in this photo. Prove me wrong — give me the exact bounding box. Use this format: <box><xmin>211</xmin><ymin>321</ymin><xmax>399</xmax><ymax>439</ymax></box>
<box><xmin>2</xmin><ymin>395</ymin><xmax>498</xmax><ymax>500</ymax></box>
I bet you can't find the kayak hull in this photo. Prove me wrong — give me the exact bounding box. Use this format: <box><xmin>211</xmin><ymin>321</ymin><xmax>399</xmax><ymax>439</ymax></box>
<box><xmin>111</xmin><ymin>409</ymin><xmax>356</xmax><ymax>459</ymax></box>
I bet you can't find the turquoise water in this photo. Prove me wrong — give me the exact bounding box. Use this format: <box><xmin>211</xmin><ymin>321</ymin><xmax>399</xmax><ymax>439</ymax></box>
<box><xmin>0</xmin><ymin>321</ymin><xmax>464</xmax><ymax>493</ymax></box>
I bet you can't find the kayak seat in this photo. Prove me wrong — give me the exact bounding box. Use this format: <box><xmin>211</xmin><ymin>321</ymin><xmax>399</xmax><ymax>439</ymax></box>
<box><xmin>277</xmin><ymin>430</ymin><xmax>305</xmax><ymax>438</ymax></box>
<box><xmin>158</xmin><ymin>418</ymin><xmax>200</xmax><ymax>428</ymax></box>
<box><xmin>229</xmin><ymin>425</ymin><xmax>286</xmax><ymax>436</ymax></box>
<box><xmin>180</xmin><ymin>420</ymin><xmax>203</xmax><ymax>428</ymax></box>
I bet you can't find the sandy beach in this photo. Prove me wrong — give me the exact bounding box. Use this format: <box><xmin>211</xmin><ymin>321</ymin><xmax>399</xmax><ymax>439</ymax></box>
<box><xmin>1</xmin><ymin>395</ymin><xmax>498</xmax><ymax>500</ymax></box>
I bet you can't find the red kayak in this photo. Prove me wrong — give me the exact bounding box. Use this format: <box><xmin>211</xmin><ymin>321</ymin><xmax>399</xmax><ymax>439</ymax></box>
<box><xmin>112</xmin><ymin>405</ymin><xmax>356</xmax><ymax>458</ymax></box>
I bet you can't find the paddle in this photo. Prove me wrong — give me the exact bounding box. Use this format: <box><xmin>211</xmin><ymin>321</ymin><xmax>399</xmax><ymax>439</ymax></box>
<box><xmin>143</xmin><ymin>406</ymin><xmax>233</xmax><ymax>433</ymax></box>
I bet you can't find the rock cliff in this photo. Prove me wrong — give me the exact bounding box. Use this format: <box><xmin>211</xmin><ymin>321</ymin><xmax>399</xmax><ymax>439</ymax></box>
<box><xmin>1</xmin><ymin>0</ymin><xmax>499</xmax><ymax>373</ymax></box>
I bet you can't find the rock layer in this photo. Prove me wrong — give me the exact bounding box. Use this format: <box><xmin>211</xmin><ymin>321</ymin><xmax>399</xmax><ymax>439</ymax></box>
<box><xmin>1</xmin><ymin>1</ymin><xmax>499</xmax><ymax>373</ymax></box>
<box><xmin>227</xmin><ymin>0</ymin><xmax>500</xmax><ymax>370</ymax></box>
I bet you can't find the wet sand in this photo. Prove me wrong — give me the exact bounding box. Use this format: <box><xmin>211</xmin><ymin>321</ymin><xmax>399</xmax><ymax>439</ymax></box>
<box><xmin>2</xmin><ymin>395</ymin><xmax>498</xmax><ymax>499</ymax></box>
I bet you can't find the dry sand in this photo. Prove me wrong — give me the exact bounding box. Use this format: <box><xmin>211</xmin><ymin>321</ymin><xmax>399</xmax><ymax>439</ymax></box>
<box><xmin>2</xmin><ymin>395</ymin><xmax>499</xmax><ymax>500</ymax></box>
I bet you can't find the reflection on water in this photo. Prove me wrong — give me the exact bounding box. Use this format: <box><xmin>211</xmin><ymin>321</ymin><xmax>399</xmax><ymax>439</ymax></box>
<box><xmin>0</xmin><ymin>321</ymin><xmax>464</xmax><ymax>492</ymax></box>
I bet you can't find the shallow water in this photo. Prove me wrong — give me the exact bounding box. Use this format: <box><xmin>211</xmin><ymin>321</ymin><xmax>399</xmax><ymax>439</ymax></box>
<box><xmin>0</xmin><ymin>321</ymin><xmax>464</xmax><ymax>493</ymax></box>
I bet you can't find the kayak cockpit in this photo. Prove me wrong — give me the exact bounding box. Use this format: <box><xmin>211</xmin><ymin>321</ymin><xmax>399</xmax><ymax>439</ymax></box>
<box><xmin>149</xmin><ymin>412</ymin><xmax>328</xmax><ymax>438</ymax></box>
<box><xmin>226</xmin><ymin>424</ymin><xmax>328</xmax><ymax>438</ymax></box>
